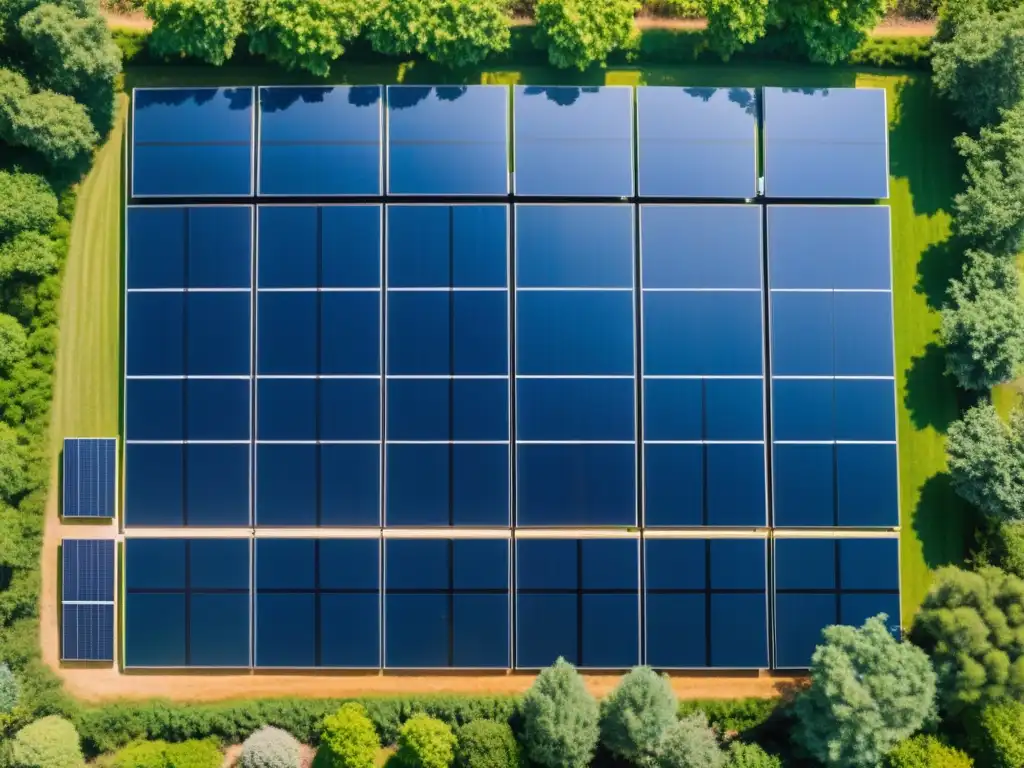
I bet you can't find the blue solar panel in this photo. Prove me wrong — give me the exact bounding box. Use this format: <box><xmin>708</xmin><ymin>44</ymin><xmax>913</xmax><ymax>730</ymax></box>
<box><xmin>764</xmin><ymin>87</ymin><xmax>889</xmax><ymax>199</ymax></box>
<box><xmin>63</xmin><ymin>438</ymin><xmax>116</xmax><ymax>518</ymax></box>
<box><xmin>259</xmin><ymin>86</ymin><xmax>382</xmax><ymax>196</ymax></box>
<box><xmin>388</xmin><ymin>86</ymin><xmax>508</xmax><ymax>196</ymax></box>
<box><xmin>773</xmin><ymin>537</ymin><xmax>900</xmax><ymax>668</ymax></box>
<box><xmin>514</xmin><ymin>86</ymin><xmax>633</xmax><ymax>197</ymax></box>
<box><xmin>132</xmin><ymin>87</ymin><xmax>254</xmax><ymax>197</ymax></box>
<box><xmin>62</xmin><ymin>539</ymin><xmax>115</xmax><ymax>602</ymax></box>
<box><xmin>637</xmin><ymin>87</ymin><xmax>757</xmax><ymax>198</ymax></box>
<box><xmin>62</xmin><ymin>604</ymin><xmax>115</xmax><ymax>662</ymax></box>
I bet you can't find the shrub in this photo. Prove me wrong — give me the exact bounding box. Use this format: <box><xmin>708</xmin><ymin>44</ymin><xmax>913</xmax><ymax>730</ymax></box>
<box><xmin>533</xmin><ymin>0</ymin><xmax>640</xmax><ymax>69</ymax></box>
<box><xmin>454</xmin><ymin>720</ymin><xmax>520</xmax><ymax>768</ymax></box>
<box><xmin>0</xmin><ymin>664</ymin><xmax>18</xmax><ymax>715</ymax></box>
<box><xmin>771</xmin><ymin>0</ymin><xmax>891</xmax><ymax>64</ymax></box>
<box><xmin>2</xmin><ymin>89</ymin><xmax>99</xmax><ymax>170</ymax></box>
<box><xmin>395</xmin><ymin>714</ymin><xmax>456</xmax><ymax>768</ymax></box>
<box><xmin>600</xmin><ymin>666</ymin><xmax>677</xmax><ymax>767</ymax></box>
<box><xmin>946</xmin><ymin>402</ymin><xmax>1024</xmax><ymax>521</ymax></box>
<box><xmin>885</xmin><ymin>734</ymin><xmax>972</xmax><ymax>768</ymax></box>
<box><xmin>521</xmin><ymin>658</ymin><xmax>599</xmax><ymax>768</ymax></box>
<box><xmin>316</xmin><ymin>703</ymin><xmax>379</xmax><ymax>768</ymax></box>
<box><xmin>0</xmin><ymin>316</ymin><xmax>28</xmax><ymax>375</ymax></box>
<box><xmin>0</xmin><ymin>173</ymin><xmax>58</xmax><ymax>239</ymax></box>
<box><xmin>108</xmin><ymin>738</ymin><xmax>222</xmax><ymax>768</ymax></box>
<box><xmin>10</xmin><ymin>716</ymin><xmax>84</xmax><ymax>768</ymax></box>
<box><xmin>247</xmin><ymin>0</ymin><xmax>371</xmax><ymax>76</ymax></box>
<box><xmin>239</xmin><ymin>726</ymin><xmax>302</xmax><ymax>768</ymax></box>
<box><xmin>147</xmin><ymin>0</ymin><xmax>246</xmax><ymax>66</ymax></box>
<box><xmin>725</xmin><ymin>742</ymin><xmax>782</xmax><ymax>768</ymax></box>
<box><xmin>676</xmin><ymin>700</ymin><xmax>780</xmax><ymax>735</ymax></box>
<box><xmin>656</xmin><ymin>713</ymin><xmax>725</xmax><ymax>768</ymax></box>
<box><xmin>369</xmin><ymin>0</ymin><xmax>512</xmax><ymax>67</ymax></box>
<box><xmin>970</xmin><ymin>701</ymin><xmax>1024</xmax><ymax>768</ymax></box>
<box><xmin>991</xmin><ymin>520</ymin><xmax>1024</xmax><ymax>579</ymax></box>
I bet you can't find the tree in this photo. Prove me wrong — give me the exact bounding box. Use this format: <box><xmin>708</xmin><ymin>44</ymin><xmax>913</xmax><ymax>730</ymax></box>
<box><xmin>316</xmin><ymin>703</ymin><xmax>380</xmax><ymax>768</ymax></box>
<box><xmin>0</xmin><ymin>68</ymin><xmax>30</xmax><ymax>129</ymax></box>
<box><xmin>941</xmin><ymin>250</ymin><xmax>1024</xmax><ymax>390</ymax></box>
<box><xmin>0</xmin><ymin>315</ymin><xmax>27</xmax><ymax>375</ymax></box>
<box><xmin>396</xmin><ymin>714</ymin><xmax>457</xmax><ymax>768</ymax></box>
<box><xmin>946</xmin><ymin>401</ymin><xmax>1024</xmax><ymax>521</ymax></box>
<box><xmin>0</xmin><ymin>422</ymin><xmax>27</xmax><ymax>501</ymax></box>
<box><xmin>656</xmin><ymin>713</ymin><xmax>725</xmax><ymax>768</ymax></box>
<box><xmin>971</xmin><ymin>700</ymin><xmax>1024</xmax><ymax>768</ymax></box>
<box><xmin>885</xmin><ymin>734</ymin><xmax>973</xmax><ymax>768</ymax></box>
<box><xmin>600</xmin><ymin>666</ymin><xmax>678</xmax><ymax>767</ymax></box>
<box><xmin>793</xmin><ymin>615</ymin><xmax>936</xmax><ymax>768</ymax></box>
<box><xmin>10</xmin><ymin>716</ymin><xmax>84</xmax><ymax>768</ymax></box>
<box><xmin>989</xmin><ymin>520</ymin><xmax>1024</xmax><ymax>579</ymax></box>
<box><xmin>0</xmin><ymin>171</ymin><xmax>57</xmax><ymax>239</ymax></box>
<box><xmin>0</xmin><ymin>663</ymin><xmax>18</xmax><ymax>714</ymax></box>
<box><xmin>725</xmin><ymin>742</ymin><xmax>782</xmax><ymax>768</ymax></box>
<box><xmin>911</xmin><ymin>566</ymin><xmax>1024</xmax><ymax>713</ymax></box>
<box><xmin>937</xmin><ymin>0</ymin><xmax>1023</xmax><ymax>41</ymax></box>
<box><xmin>454</xmin><ymin>720</ymin><xmax>521</xmax><ymax>768</ymax></box>
<box><xmin>369</xmin><ymin>0</ymin><xmax>511</xmax><ymax>68</ymax></box>
<box><xmin>770</xmin><ymin>0</ymin><xmax>890</xmax><ymax>64</ymax></box>
<box><xmin>705</xmin><ymin>0</ymin><xmax>769</xmax><ymax>60</ymax></box>
<box><xmin>247</xmin><ymin>0</ymin><xmax>371</xmax><ymax>77</ymax></box>
<box><xmin>238</xmin><ymin>726</ymin><xmax>302</xmax><ymax>768</ymax></box>
<box><xmin>0</xmin><ymin>232</ymin><xmax>59</xmax><ymax>283</ymax></box>
<box><xmin>147</xmin><ymin>0</ymin><xmax>245</xmax><ymax>66</ymax></box>
<box><xmin>521</xmin><ymin>658</ymin><xmax>600</xmax><ymax>768</ymax></box>
<box><xmin>533</xmin><ymin>0</ymin><xmax>640</xmax><ymax>70</ymax></box>
<box><xmin>933</xmin><ymin>6</ymin><xmax>1024</xmax><ymax>129</ymax></box>
<box><xmin>1</xmin><ymin>89</ymin><xmax>98</xmax><ymax>169</ymax></box>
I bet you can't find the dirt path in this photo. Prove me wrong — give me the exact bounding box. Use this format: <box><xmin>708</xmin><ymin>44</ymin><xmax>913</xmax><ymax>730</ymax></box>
<box><xmin>103</xmin><ymin>9</ymin><xmax>151</xmax><ymax>30</ymax></box>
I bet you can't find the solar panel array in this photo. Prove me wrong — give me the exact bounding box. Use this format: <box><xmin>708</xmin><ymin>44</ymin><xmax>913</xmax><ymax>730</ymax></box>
<box><xmin>63</xmin><ymin>438</ymin><xmax>117</xmax><ymax>518</ymax></box>
<box><xmin>61</xmin><ymin>540</ymin><xmax>115</xmax><ymax>662</ymax></box>
<box><xmin>124</xmin><ymin>84</ymin><xmax>898</xmax><ymax>670</ymax></box>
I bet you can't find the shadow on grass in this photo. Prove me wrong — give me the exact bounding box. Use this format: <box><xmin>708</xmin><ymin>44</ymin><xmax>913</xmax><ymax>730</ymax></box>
<box><xmin>904</xmin><ymin>342</ymin><xmax>962</xmax><ymax>433</ymax></box>
<box><xmin>912</xmin><ymin>471</ymin><xmax>976</xmax><ymax>570</ymax></box>
<box><xmin>916</xmin><ymin>233</ymin><xmax>968</xmax><ymax>311</ymax></box>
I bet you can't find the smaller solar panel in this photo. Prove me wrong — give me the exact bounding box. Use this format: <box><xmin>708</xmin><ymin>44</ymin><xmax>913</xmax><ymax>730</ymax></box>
<box><xmin>63</xmin><ymin>438</ymin><xmax>117</xmax><ymax>519</ymax></box>
<box><xmin>61</xmin><ymin>540</ymin><xmax>115</xmax><ymax>662</ymax></box>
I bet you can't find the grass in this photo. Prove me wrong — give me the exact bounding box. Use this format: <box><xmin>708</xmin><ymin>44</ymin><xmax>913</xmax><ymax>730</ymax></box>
<box><xmin>60</xmin><ymin>61</ymin><xmax>971</xmax><ymax>625</ymax></box>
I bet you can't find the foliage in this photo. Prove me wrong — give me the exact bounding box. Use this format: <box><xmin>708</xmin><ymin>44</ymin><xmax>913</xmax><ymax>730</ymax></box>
<box><xmin>10</xmin><ymin>716</ymin><xmax>83</xmax><ymax>768</ymax></box>
<box><xmin>0</xmin><ymin>88</ymin><xmax>98</xmax><ymax>171</ymax></box>
<box><xmin>793</xmin><ymin>615</ymin><xmax>937</xmax><ymax>768</ymax></box>
<box><xmin>0</xmin><ymin>232</ymin><xmax>59</xmax><ymax>285</ymax></box>
<box><xmin>969</xmin><ymin>700</ymin><xmax>1024</xmax><ymax>768</ymax></box>
<box><xmin>369</xmin><ymin>0</ymin><xmax>511</xmax><ymax>67</ymax></box>
<box><xmin>885</xmin><ymin>734</ymin><xmax>973</xmax><ymax>768</ymax></box>
<box><xmin>990</xmin><ymin>520</ymin><xmax>1024</xmax><ymax>579</ymax></box>
<box><xmin>911</xmin><ymin>566</ymin><xmax>1024</xmax><ymax>713</ymax></box>
<box><xmin>941</xmin><ymin>250</ymin><xmax>1024</xmax><ymax>389</ymax></box>
<box><xmin>933</xmin><ymin>6</ymin><xmax>1024</xmax><ymax>129</ymax></box>
<box><xmin>247</xmin><ymin>0</ymin><xmax>372</xmax><ymax>76</ymax></box>
<box><xmin>0</xmin><ymin>173</ymin><xmax>57</xmax><ymax>239</ymax></box>
<box><xmin>725</xmin><ymin>742</ymin><xmax>782</xmax><ymax>768</ymax></box>
<box><xmin>769</xmin><ymin>0</ymin><xmax>890</xmax><ymax>64</ymax></box>
<box><xmin>0</xmin><ymin>665</ymin><xmax>18</xmax><ymax>715</ymax></box>
<box><xmin>238</xmin><ymin>726</ymin><xmax>302</xmax><ymax>768</ymax></box>
<box><xmin>316</xmin><ymin>703</ymin><xmax>380</xmax><ymax>768</ymax></box>
<box><xmin>675</xmin><ymin>699</ymin><xmax>781</xmax><ymax>735</ymax></box>
<box><xmin>894</xmin><ymin>0</ymin><xmax>938</xmax><ymax>20</ymax></box>
<box><xmin>946</xmin><ymin>401</ymin><xmax>1024</xmax><ymax>521</ymax></box>
<box><xmin>705</xmin><ymin>0</ymin><xmax>769</xmax><ymax>59</ymax></box>
<box><xmin>533</xmin><ymin>0</ymin><xmax>640</xmax><ymax>69</ymax></box>
<box><xmin>147</xmin><ymin>0</ymin><xmax>245</xmax><ymax>66</ymax></box>
<box><xmin>600</xmin><ymin>666</ymin><xmax>677</xmax><ymax>767</ymax></box>
<box><xmin>656</xmin><ymin>713</ymin><xmax>724</xmax><ymax>768</ymax></box>
<box><xmin>395</xmin><ymin>714</ymin><xmax>456</xmax><ymax>768</ymax></box>
<box><xmin>108</xmin><ymin>738</ymin><xmax>222</xmax><ymax>768</ymax></box>
<box><xmin>0</xmin><ymin>317</ymin><xmax>28</xmax><ymax>375</ymax></box>
<box><xmin>521</xmin><ymin>659</ymin><xmax>599</xmax><ymax>768</ymax></box>
<box><xmin>453</xmin><ymin>720</ymin><xmax>521</xmax><ymax>768</ymax></box>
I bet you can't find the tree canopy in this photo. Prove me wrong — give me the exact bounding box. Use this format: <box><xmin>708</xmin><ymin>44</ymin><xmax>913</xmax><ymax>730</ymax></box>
<box><xmin>0</xmin><ymin>171</ymin><xmax>58</xmax><ymax>239</ymax></box>
<box><xmin>370</xmin><ymin>0</ymin><xmax>511</xmax><ymax>67</ymax></box>
<box><xmin>600</xmin><ymin>666</ymin><xmax>677</xmax><ymax>767</ymax></box>
<box><xmin>533</xmin><ymin>0</ymin><xmax>641</xmax><ymax>70</ymax></box>
<box><xmin>147</xmin><ymin>0</ymin><xmax>246</xmax><ymax>66</ymax></box>
<box><xmin>946</xmin><ymin>401</ymin><xmax>1024</xmax><ymax>521</ymax></box>
<box><xmin>705</xmin><ymin>0</ymin><xmax>769</xmax><ymax>60</ymax></box>
<box><xmin>770</xmin><ymin>0</ymin><xmax>890</xmax><ymax>64</ymax></box>
<box><xmin>655</xmin><ymin>713</ymin><xmax>724</xmax><ymax>768</ymax></box>
<box><xmin>247</xmin><ymin>0</ymin><xmax>372</xmax><ymax>76</ymax></box>
<box><xmin>521</xmin><ymin>658</ymin><xmax>600</xmax><ymax>768</ymax></box>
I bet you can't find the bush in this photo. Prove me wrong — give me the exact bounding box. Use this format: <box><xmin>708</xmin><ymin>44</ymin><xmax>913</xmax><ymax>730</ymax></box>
<box><xmin>521</xmin><ymin>659</ymin><xmax>599</xmax><ymax>768</ymax></box>
<box><xmin>725</xmin><ymin>742</ymin><xmax>782</xmax><ymax>768</ymax></box>
<box><xmin>656</xmin><ymin>713</ymin><xmax>725</xmax><ymax>768</ymax></box>
<box><xmin>600</xmin><ymin>666</ymin><xmax>677</xmax><ymax>767</ymax></box>
<box><xmin>395</xmin><ymin>714</ymin><xmax>456</xmax><ymax>768</ymax></box>
<box><xmin>676</xmin><ymin>700</ymin><xmax>780</xmax><ymax>735</ymax></box>
<box><xmin>0</xmin><ymin>664</ymin><xmax>18</xmax><ymax>715</ymax></box>
<box><xmin>10</xmin><ymin>716</ymin><xmax>84</xmax><ymax>768</ymax></box>
<box><xmin>369</xmin><ymin>0</ymin><xmax>512</xmax><ymax>67</ymax></box>
<box><xmin>239</xmin><ymin>726</ymin><xmax>302</xmax><ymax>768</ymax></box>
<box><xmin>946</xmin><ymin>402</ymin><xmax>1024</xmax><ymax>521</ymax></box>
<box><xmin>147</xmin><ymin>0</ymin><xmax>245</xmax><ymax>66</ymax></box>
<box><xmin>772</xmin><ymin>0</ymin><xmax>891</xmax><ymax>64</ymax></box>
<box><xmin>991</xmin><ymin>520</ymin><xmax>1024</xmax><ymax>579</ymax></box>
<box><xmin>316</xmin><ymin>703</ymin><xmax>380</xmax><ymax>768</ymax></box>
<box><xmin>885</xmin><ymin>734</ymin><xmax>972</xmax><ymax>768</ymax></box>
<box><xmin>0</xmin><ymin>173</ymin><xmax>58</xmax><ymax>239</ymax></box>
<box><xmin>454</xmin><ymin>720</ymin><xmax>520</xmax><ymax>768</ymax></box>
<box><xmin>108</xmin><ymin>739</ymin><xmax>222</xmax><ymax>768</ymax></box>
<box><xmin>247</xmin><ymin>0</ymin><xmax>371</xmax><ymax>76</ymax></box>
<box><xmin>970</xmin><ymin>701</ymin><xmax>1024</xmax><ymax>768</ymax></box>
<box><xmin>533</xmin><ymin>0</ymin><xmax>640</xmax><ymax>69</ymax></box>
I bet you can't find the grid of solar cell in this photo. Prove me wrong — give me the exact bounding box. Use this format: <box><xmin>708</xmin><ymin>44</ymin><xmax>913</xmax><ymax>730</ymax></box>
<box><xmin>763</xmin><ymin>87</ymin><xmax>889</xmax><ymax>200</ymax></box>
<box><xmin>768</xmin><ymin>206</ymin><xmax>898</xmax><ymax>527</ymax></box>
<box><xmin>773</xmin><ymin>537</ymin><xmax>900</xmax><ymax>669</ymax></box>
<box><xmin>124</xmin><ymin>538</ymin><xmax>251</xmax><ymax>667</ymax></box>
<box><xmin>132</xmin><ymin>87</ymin><xmax>254</xmax><ymax>197</ymax></box>
<box><xmin>256</xmin><ymin>205</ymin><xmax>382</xmax><ymax>526</ymax></box>
<box><xmin>62</xmin><ymin>438</ymin><xmax>116</xmax><ymax>518</ymax></box>
<box><xmin>516</xmin><ymin>537</ymin><xmax>639</xmax><ymax>668</ymax></box>
<box><xmin>515</xmin><ymin>205</ymin><xmax>636</xmax><ymax>526</ymax></box>
<box><xmin>644</xmin><ymin>538</ymin><xmax>768</xmax><ymax>668</ymax></box>
<box><xmin>640</xmin><ymin>206</ymin><xmax>766</xmax><ymax>527</ymax></box>
<box><xmin>61</xmin><ymin>539</ymin><xmax>115</xmax><ymax>661</ymax></box>
<box><xmin>259</xmin><ymin>86</ymin><xmax>382</xmax><ymax>196</ymax></box>
<box><xmin>388</xmin><ymin>86</ymin><xmax>508</xmax><ymax>196</ymax></box>
<box><xmin>637</xmin><ymin>87</ymin><xmax>757</xmax><ymax>199</ymax></box>
<box><xmin>513</xmin><ymin>86</ymin><xmax>633</xmax><ymax>197</ymax></box>
<box><xmin>385</xmin><ymin>205</ymin><xmax>510</xmax><ymax>526</ymax></box>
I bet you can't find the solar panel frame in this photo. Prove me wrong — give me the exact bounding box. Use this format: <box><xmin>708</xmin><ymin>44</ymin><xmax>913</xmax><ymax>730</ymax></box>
<box><xmin>62</xmin><ymin>438</ymin><xmax>118</xmax><ymax>519</ymax></box>
<box><xmin>61</xmin><ymin>539</ymin><xmax>116</xmax><ymax>662</ymax></box>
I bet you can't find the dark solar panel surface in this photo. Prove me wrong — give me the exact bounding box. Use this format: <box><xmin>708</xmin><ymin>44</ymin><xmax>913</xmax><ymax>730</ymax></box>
<box><xmin>61</xmin><ymin>540</ymin><xmax>115</xmax><ymax>661</ymax></box>
<box><xmin>63</xmin><ymin>438</ymin><xmax>116</xmax><ymax>518</ymax></box>
<box><xmin>637</xmin><ymin>87</ymin><xmax>757</xmax><ymax>198</ymax></box>
<box><xmin>132</xmin><ymin>87</ymin><xmax>254</xmax><ymax>197</ymax></box>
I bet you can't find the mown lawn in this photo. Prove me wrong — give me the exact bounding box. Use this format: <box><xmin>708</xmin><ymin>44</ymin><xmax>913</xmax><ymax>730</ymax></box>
<box><xmin>62</xmin><ymin>60</ymin><xmax>971</xmax><ymax>620</ymax></box>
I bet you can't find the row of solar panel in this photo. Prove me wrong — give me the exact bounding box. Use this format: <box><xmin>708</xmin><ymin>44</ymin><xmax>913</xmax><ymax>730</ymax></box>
<box><xmin>120</xmin><ymin>536</ymin><xmax>899</xmax><ymax>670</ymax></box>
<box><xmin>61</xmin><ymin>540</ymin><xmax>115</xmax><ymax>662</ymax></box>
<box><xmin>62</xmin><ymin>438</ymin><xmax>117</xmax><ymax>518</ymax></box>
<box><xmin>131</xmin><ymin>86</ymin><xmax>889</xmax><ymax>200</ymax></box>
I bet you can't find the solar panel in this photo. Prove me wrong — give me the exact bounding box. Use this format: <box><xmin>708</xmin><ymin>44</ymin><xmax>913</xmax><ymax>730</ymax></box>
<box><xmin>63</xmin><ymin>438</ymin><xmax>116</xmax><ymax>519</ymax></box>
<box><xmin>637</xmin><ymin>87</ymin><xmax>757</xmax><ymax>198</ymax></box>
<box><xmin>768</xmin><ymin>206</ymin><xmax>897</xmax><ymax>527</ymax></box>
<box><xmin>132</xmin><ymin>87</ymin><xmax>254</xmax><ymax>197</ymax></box>
<box><xmin>388</xmin><ymin>86</ymin><xmax>508</xmax><ymax>196</ymax></box>
<box><xmin>763</xmin><ymin>87</ymin><xmax>889</xmax><ymax>199</ymax></box>
<box><xmin>513</xmin><ymin>86</ymin><xmax>633</xmax><ymax>197</ymax></box>
<box><xmin>61</xmin><ymin>539</ymin><xmax>115</xmax><ymax>661</ymax></box>
<box><xmin>773</xmin><ymin>537</ymin><xmax>900</xmax><ymax>669</ymax></box>
<box><xmin>259</xmin><ymin>86</ymin><xmax>382</xmax><ymax>196</ymax></box>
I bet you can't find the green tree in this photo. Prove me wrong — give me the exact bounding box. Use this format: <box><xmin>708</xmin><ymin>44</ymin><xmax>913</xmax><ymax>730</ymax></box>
<box><xmin>369</xmin><ymin>0</ymin><xmax>511</xmax><ymax>67</ymax></box>
<box><xmin>600</xmin><ymin>666</ymin><xmax>677</xmax><ymax>767</ymax></box>
<box><xmin>0</xmin><ymin>315</ymin><xmax>27</xmax><ymax>374</ymax></box>
<box><xmin>794</xmin><ymin>615</ymin><xmax>936</xmax><ymax>768</ymax></box>
<box><xmin>971</xmin><ymin>700</ymin><xmax>1024</xmax><ymax>768</ymax></box>
<box><xmin>656</xmin><ymin>713</ymin><xmax>724</xmax><ymax>768</ymax></box>
<box><xmin>247</xmin><ymin>0</ymin><xmax>371</xmax><ymax>77</ymax></box>
<box><xmin>0</xmin><ymin>171</ymin><xmax>57</xmax><ymax>239</ymax></box>
<box><xmin>396</xmin><ymin>714</ymin><xmax>457</xmax><ymax>768</ymax></box>
<box><xmin>454</xmin><ymin>720</ymin><xmax>521</xmax><ymax>768</ymax></box>
<box><xmin>1</xmin><ymin>89</ymin><xmax>98</xmax><ymax>170</ymax></box>
<box><xmin>10</xmin><ymin>716</ymin><xmax>84</xmax><ymax>768</ymax></box>
<box><xmin>533</xmin><ymin>0</ymin><xmax>640</xmax><ymax>70</ymax></box>
<box><xmin>239</xmin><ymin>726</ymin><xmax>302</xmax><ymax>768</ymax></box>
<box><xmin>885</xmin><ymin>734</ymin><xmax>973</xmax><ymax>768</ymax></box>
<box><xmin>989</xmin><ymin>520</ymin><xmax>1024</xmax><ymax>579</ymax></box>
<box><xmin>705</xmin><ymin>0</ymin><xmax>769</xmax><ymax>60</ymax></box>
<box><xmin>911</xmin><ymin>566</ymin><xmax>1024</xmax><ymax>712</ymax></box>
<box><xmin>770</xmin><ymin>0</ymin><xmax>891</xmax><ymax>64</ymax></box>
<box><xmin>147</xmin><ymin>0</ymin><xmax>245</xmax><ymax>66</ymax></box>
<box><xmin>941</xmin><ymin>250</ymin><xmax>1024</xmax><ymax>390</ymax></box>
<box><xmin>0</xmin><ymin>232</ymin><xmax>59</xmax><ymax>282</ymax></box>
<box><xmin>725</xmin><ymin>742</ymin><xmax>782</xmax><ymax>768</ymax></box>
<box><xmin>521</xmin><ymin>658</ymin><xmax>600</xmax><ymax>768</ymax></box>
<box><xmin>933</xmin><ymin>6</ymin><xmax>1024</xmax><ymax>129</ymax></box>
<box><xmin>316</xmin><ymin>703</ymin><xmax>380</xmax><ymax>768</ymax></box>
<box><xmin>937</xmin><ymin>0</ymin><xmax>1023</xmax><ymax>40</ymax></box>
<box><xmin>0</xmin><ymin>663</ymin><xmax>18</xmax><ymax>714</ymax></box>
<box><xmin>946</xmin><ymin>401</ymin><xmax>1024</xmax><ymax>521</ymax></box>
<box><xmin>0</xmin><ymin>422</ymin><xmax>27</xmax><ymax>501</ymax></box>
